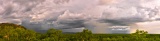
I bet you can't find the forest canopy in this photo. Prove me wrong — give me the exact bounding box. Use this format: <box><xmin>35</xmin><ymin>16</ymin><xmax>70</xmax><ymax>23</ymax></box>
<box><xmin>0</xmin><ymin>23</ymin><xmax>160</xmax><ymax>41</ymax></box>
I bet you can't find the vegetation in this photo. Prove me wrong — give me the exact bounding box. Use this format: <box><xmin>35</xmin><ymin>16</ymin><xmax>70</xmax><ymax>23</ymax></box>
<box><xmin>0</xmin><ymin>23</ymin><xmax>160</xmax><ymax>41</ymax></box>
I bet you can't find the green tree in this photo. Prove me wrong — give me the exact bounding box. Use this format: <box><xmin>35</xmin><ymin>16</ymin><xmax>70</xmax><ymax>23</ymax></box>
<box><xmin>131</xmin><ymin>29</ymin><xmax>148</xmax><ymax>41</ymax></box>
<box><xmin>0</xmin><ymin>23</ymin><xmax>40</xmax><ymax>41</ymax></box>
<box><xmin>132</xmin><ymin>29</ymin><xmax>148</xmax><ymax>34</ymax></box>
<box><xmin>42</xmin><ymin>28</ymin><xmax>62</xmax><ymax>41</ymax></box>
<box><xmin>75</xmin><ymin>29</ymin><xmax>93</xmax><ymax>41</ymax></box>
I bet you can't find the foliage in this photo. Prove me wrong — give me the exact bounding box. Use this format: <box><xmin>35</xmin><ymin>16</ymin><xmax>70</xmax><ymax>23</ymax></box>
<box><xmin>0</xmin><ymin>24</ymin><xmax>40</xmax><ymax>41</ymax></box>
<box><xmin>42</xmin><ymin>28</ymin><xmax>62</xmax><ymax>41</ymax></box>
<box><xmin>131</xmin><ymin>29</ymin><xmax>148</xmax><ymax>40</ymax></box>
<box><xmin>0</xmin><ymin>23</ymin><xmax>26</xmax><ymax>29</ymax></box>
<box><xmin>75</xmin><ymin>29</ymin><xmax>93</xmax><ymax>41</ymax></box>
<box><xmin>1</xmin><ymin>23</ymin><xmax>160</xmax><ymax>41</ymax></box>
<box><xmin>132</xmin><ymin>29</ymin><xmax>148</xmax><ymax>34</ymax></box>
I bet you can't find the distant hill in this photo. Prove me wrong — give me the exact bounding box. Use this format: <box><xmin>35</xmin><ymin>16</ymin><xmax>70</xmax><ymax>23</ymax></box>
<box><xmin>0</xmin><ymin>23</ymin><xmax>26</xmax><ymax>29</ymax></box>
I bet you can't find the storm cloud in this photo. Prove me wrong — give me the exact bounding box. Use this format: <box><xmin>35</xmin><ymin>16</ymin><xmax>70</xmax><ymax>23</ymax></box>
<box><xmin>0</xmin><ymin>0</ymin><xmax>160</xmax><ymax>33</ymax></box>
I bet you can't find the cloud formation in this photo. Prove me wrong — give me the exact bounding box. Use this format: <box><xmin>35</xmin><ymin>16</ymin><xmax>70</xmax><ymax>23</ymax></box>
<box><xmin>0</xmin><ymin>0</ymin><xmax>160</xmax><ymax>33</ymax></box>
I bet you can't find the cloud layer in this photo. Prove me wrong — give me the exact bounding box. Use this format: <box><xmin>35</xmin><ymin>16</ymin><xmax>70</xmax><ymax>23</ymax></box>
<box><xmin>0</xmin><ymin>0</ymin><xmax>160</xmax><ymax>33</ymax></box>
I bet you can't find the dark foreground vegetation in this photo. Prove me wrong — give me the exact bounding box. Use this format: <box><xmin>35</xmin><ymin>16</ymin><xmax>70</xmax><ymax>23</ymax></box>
<box><xmin>0</xmin><ymin>23</ymin><xmax>160</xmax><ymax>41</ymax></box>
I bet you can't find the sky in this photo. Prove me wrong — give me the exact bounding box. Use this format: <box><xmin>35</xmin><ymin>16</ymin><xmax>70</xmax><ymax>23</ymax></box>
<box><xmin>0</xmin><ymin>0</ymin><xmax>160</xmax><ymax>34</ymax></box>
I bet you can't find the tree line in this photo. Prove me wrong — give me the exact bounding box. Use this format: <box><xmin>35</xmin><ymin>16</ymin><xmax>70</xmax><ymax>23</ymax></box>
<box><xmin>0</xmin><ymin>23</ymin><xmax>160</xmax><ymax>41</ymax></box>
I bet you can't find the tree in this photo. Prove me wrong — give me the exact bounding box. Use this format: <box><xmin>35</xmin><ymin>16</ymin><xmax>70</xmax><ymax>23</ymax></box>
<box><xmin>75</xmin><ymin>29</ymin><xmax>93</xmax><ymax>41</ymax></box>
<box><xmin>132</xmin><ymin>29</ymin><xmax>148</xmax><ymax>34</ymax></box>
<box><xmin>42</xmin><ymin>28</ymin><xmax>62</xmax><ymax>41</ymax></box>
<box><xmin>131</xmin><ymin>29</ymin><xmax>148</xmax><ymax>41</ymax></box>
<box><xmin>0</xmin><ymin>23</ymin><xmax>26</xmax><ymax>29</ymax></box>
<box><xmin>0</xmin><ymin>23</ymin><xmax>40</xmax><ymax>41</ymax></box>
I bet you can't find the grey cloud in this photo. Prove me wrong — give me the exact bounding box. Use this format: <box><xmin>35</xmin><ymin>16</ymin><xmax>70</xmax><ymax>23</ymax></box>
<box><xmin>0</xmin><ymin>0</ymin><xmax>160</xmax><ymax>33</ymax></box>
<box><xmin>99</xmin><ymin>17</ymin><xmax>146</xmax><ymax>26</ymax></box>
<box><xmin>2</xmin><ymin>7</ymin><xmax>13</xmax><ymax>16</ymax></box>
<box><xmin>55</xmin><ymin>19</ymin><xmax>85</xmax><ymax>29</ymax></box>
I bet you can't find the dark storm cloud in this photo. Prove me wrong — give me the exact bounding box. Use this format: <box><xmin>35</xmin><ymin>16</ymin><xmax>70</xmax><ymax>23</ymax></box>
<box><xmin>55</xmin><ymin>19</ymin><xmax>85</xmax><ymax>29</ymax></box>
<box><xmin>0</xmin><ymin>0</ymin><xmax>160</xmax><ymax>33</ymax></box>
<box><xmin>99</xmin><ymin>17</ymin><xmax>146</xmax><ymax>25</ymax></box>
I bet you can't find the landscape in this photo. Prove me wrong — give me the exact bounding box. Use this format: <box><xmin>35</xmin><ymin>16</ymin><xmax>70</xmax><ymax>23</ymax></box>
<box><xmin>0</xmin><ymin>0</ymin><xmax>160</xmax><ymax>41</ymax></box>
<box><xmin>0</xmin><ymin>23</ymin><xmax>158</xmax><ymax>41</ymax></box>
